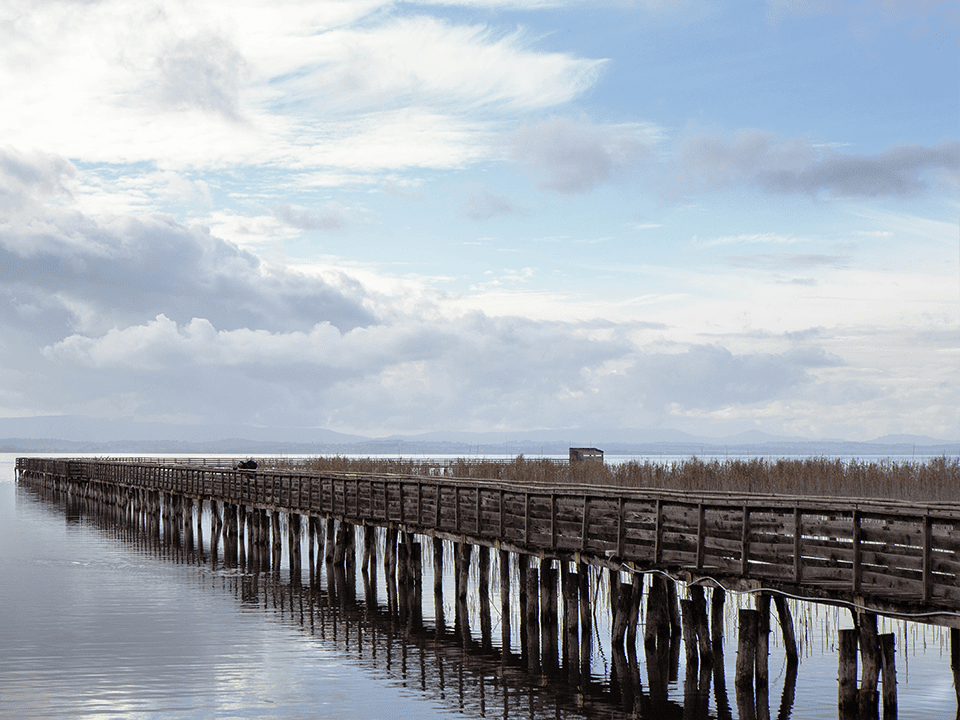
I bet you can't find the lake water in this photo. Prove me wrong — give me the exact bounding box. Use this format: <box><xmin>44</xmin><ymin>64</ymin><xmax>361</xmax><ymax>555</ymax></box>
<box><xmin>2</xmin><ymin>453</ymin><xmax>958</xmax><ymax>719</ymax></box>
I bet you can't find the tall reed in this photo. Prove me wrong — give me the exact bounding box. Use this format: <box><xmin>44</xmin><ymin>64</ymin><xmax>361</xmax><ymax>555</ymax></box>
<box><xmin>274</xmin><ymin>455</ymin><xmax>960</xmax><ymax>503</ymax></box>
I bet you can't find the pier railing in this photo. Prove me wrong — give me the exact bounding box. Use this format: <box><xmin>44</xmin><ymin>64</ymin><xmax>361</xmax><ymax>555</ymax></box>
<box><xmin>16</xmin><ymin>457</ymin><xmax>960</xmax><ymax>620</ymax></box>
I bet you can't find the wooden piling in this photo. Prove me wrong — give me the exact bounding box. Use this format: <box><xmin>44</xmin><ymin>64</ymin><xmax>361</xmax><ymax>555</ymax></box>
<box><xmin>562</xmin><ymin>565</ymin><xmax>580</xmax><ymax>684</ymax></box>
<box><xmin>735</xmin><ymin>609</ymin><xmax>758</xmax><ymax>720</ymax></box>
<box><xmin>773</xmin><ymin>595</ymin><xmax>798</xmax><ymax>664</ymax></box>
<box><xmin>952</xmin><ymin>627</ymin><xmax>960</xmax><ymax>713</ymax></box>
<box><xmin>839</xmin><ymin>628</ymin><xmax>859</xmax><ymax>720</ymax></box>
<box><xmin>499</xmin><ymin>549</ymin><xmax>511</xmax><ymax>659</ymax></box>
<box><xmin>525</xmin><ymin>564</ymin><xmax>540</xmax><ymax>674</ymax></box>
<box><xmin>478</xmin><ymin>545</ymin><xmax>492</xmax><ymax>649</ymax></box>
<box><xmin>879</xmin><ymin>632</ymin><xmax>897</xmax><ymax>720</ymax></box>
<box><xmin>859</xmin><ymin>612</ymin><xmax>881</xmax><ymax>720</ymax></box>
<box><xmin>755</xmin><ymin>592</ymin><xmax>771</xmax><ymax>720</ymax></box>
<box><xmin>680</xmin><ymin>598</ymin><xmax>699</xmax><ymax>667</ymax></box>
<box><xmin>333</xmin><ymin>520</ymin><xmax>350</xmax><ymax>566</ymax></box>
<box><xmin>433</xmin><ymin>537</ymin><xmax>444</xmax><ymax>598</ymax></box>
<box><xmin>325</xmin><ymin>518</ymin><xmax>336</xmax><ymax>565</ymax></box>
<box><xmin>626</xmin><ymin>572</ymin><xmax>642</xmax><ymax>651</ymax></box>
<box><xmin>362</xmin><ymin>524</ymin><xmax>376</xmax><ymax>573</ymax></box>
<box><xmin>690</xmin><ymin>584</ymin><xmax>712</xmax><ymax>666</ymax></box>
<box><xmin>578</xmin><ymin>563</ymin><xmax>592</xmax><ymax>685</ymax></box>
<box><xmin>540</xmin><ymin>560</ymin><xmax>558</xmax><ymax>676</ymax></box>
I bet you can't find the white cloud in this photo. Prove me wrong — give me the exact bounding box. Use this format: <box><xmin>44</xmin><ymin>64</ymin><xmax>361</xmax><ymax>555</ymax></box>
<box><xmin>0</xmin><ymin>1</ymin><xmax>604</xmax><ymax>178</ymax></box>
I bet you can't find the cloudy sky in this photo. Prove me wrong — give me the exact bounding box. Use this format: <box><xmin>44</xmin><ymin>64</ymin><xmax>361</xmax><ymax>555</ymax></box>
<box><xmin>1</xmin><ymin>0</ymin><xmax>957</xmax><ymax>440</ymax></box>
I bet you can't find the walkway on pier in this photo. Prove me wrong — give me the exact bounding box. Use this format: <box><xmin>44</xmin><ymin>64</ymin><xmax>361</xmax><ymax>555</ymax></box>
<box><xmin>16</xmin><ymin>457</ymin><xmax>960</xmax><ymax>622</ymax></box>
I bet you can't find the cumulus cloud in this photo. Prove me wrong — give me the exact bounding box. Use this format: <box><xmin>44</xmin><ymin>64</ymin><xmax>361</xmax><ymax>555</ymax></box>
<box><xmin>512</xmin><ymin>118</ymin><xmax>655</xmax><ymax>194</ymax></box>
<box><xmin>0</xmin><ymin>148</ymin><xmax>375</xmax><ymax>340</ymax></box>
<box><xmin>1</xmin><ymin>145</ymin><xmax>838</xmax><ymax>431</ymax></box>
<box><xmin>674</xmin><ymin>131</ymin><xmax>960</xmax><ymax>198</ymax></box>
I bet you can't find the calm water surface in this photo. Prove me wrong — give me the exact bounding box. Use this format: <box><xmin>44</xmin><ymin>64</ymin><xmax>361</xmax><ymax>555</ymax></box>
<box><xmin>1</xmin><ymin>453</ymin><xmax>958</xmax><ymax>718</ymax></box>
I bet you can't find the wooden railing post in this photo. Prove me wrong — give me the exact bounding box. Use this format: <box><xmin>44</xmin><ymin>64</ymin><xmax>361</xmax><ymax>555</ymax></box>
<box><xmin>741</xmin><ymin>505</ymin><xmax>751</xmax><ymax>576</ymax></box>
<box><xmin>696</xmin><ymin>502</ymin><xmax>706</xmax><ymax>570</ymax></box>
<box><xmin>922</xmin><ymin>514</ymin><xmax>933</xmax><ymax>604</ymax></box>
<box><xmin>793</xmin><ymin>507</ymin><xmax>803</xmax><ymax>583</ymax></box>
<box><xmin>852</xmin><ymin>509</ymin><xmax>862</xmax><ymax>594</ymax></box>
<box><xmin>581</xmin><ymin>495</ymin><xmax>590</xmax><ymax>553</ymax></box>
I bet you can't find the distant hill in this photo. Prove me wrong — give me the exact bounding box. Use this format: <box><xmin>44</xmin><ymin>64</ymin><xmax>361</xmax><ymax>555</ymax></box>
<box><xmin>0</xmin><ymin>416</ymin><xmax>955</xmax><ymax>457</ymax></box>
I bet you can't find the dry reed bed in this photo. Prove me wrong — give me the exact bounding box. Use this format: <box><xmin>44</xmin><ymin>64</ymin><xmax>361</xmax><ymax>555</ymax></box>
<box><xmin>276</xmin><ymin>455</ymin><xmax>960</xmax><ymax>504</ymax></box>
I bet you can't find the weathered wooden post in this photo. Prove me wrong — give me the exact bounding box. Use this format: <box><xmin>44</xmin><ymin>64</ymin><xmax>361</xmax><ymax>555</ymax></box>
<box><xmin>735</xmin><ymin>608</ymin><xmax>758</xmax><ymax>720</ymax></box>
<box><xmin>773</xmin><ymin>595</ymin><xmax>799</xmax><ymax>664</ymax></box>
<box><xmin>289</xmin><ymin>513</ymin><xmax>302</xmax><ymax>581</ymax></box>
<box><xmin>362</xmin><ymin>524</ymin><xmax>376</xmax><ymax>573</ymax></box>
<box><xmin>690</xmin><ymin>584</ymin><xmax>712</xmax><ymax>666</ymax></box>
<box><xmin>496</xmin><ymin>548</ymin><xmax>510</xmax><ymax>652</ymax></box>
<box><xmin>540</xmin><ymin>559</ymin><xmax>559</xmax><ymax>676</ymax></box>
<box><xmin>626</xmin><ymin>572</ymin><xmax>643</xmax><ymax>652</ymax></box>
<box><xmin>456</xmin><ymin>542</ymin><xmax>473</xmax><ymax>644</ymax></box>
<box><xmin>859</xmin><ymin>612</ymin><xmax>881</xmax><ymax>720</ymax></box>
<box><xmin>561</xmin><ymin>563</ymin><xmax>580</xmax><ymax>684</ymax></box>
<box><xmin>397</xmin><ymin>539</ymin><xmax>410</xmax><ymax>622</ymax></box>
<box><xmin>409</xmin><ymin>538</ymin><xmax>423</xmax><ymax>630</ymax></box>
<box><xmin>680</xmin><ymin>598</ymin><xmax>700</xmax><ymax>669</ymax></box>
<box><xmin>182</xmin><ymin>496</ymin><xmax>194</xmax><ymax>550</ymax></box>
<box><xmin>325</xmin><ymin>518</ymin><xmax>336</xmax><ymax>565</ymax></box>
<box><xmin>879</xmin><ymin>632</ymin><xmax>897</xmax><ymax>720</ymax></box>
<box><xmin>478</xmin><ymin>545</ymin><xmax>492</xmax><ymax>649</ymax></box>
<box><xmin>755</xmin><ymin>592</ymin><xmax>771</xmax><ymax>720</ymax></box>
<box><xmin>952</xmin><ymin>627</ymin><xmax>960</xmax><ymax>713</ymax></box>
<box><xmin>578</xmin><ymin>563</ymin><xmax>593</xmax><ymax>685</ymax></box>
<box><xmin>839</xmin><ymin>628</ymin><xmax>859</xmax><ymax>720</ymax></box>
<box><xmin>525</xmin><ymin>563</ymin><xmax>540</xmax><ymax>674</ymax></box>
<box><xmin>612</xmin><ymin>580</ymin><xmax>634</xmax><ymax>651</ymax></box>
<box><xmin>433</xmin><ymin>537</ymin><xmax>446</xmax><ymax>633</ymax></box>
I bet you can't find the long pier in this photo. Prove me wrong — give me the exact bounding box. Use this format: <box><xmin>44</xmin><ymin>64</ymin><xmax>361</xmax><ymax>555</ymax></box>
<box><xmin>16</xmin><ymin>456</ymin><xmax>960</xmax><ymax>718</ymax></box>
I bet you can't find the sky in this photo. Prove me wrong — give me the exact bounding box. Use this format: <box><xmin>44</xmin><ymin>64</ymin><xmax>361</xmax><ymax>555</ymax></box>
<box><xmin>0</xmin><ymin>0</ymin><xmax>957</xmax><ymax>441</ymax></box>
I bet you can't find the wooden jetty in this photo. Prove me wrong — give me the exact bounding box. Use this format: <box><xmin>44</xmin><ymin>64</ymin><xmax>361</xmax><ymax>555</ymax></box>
<box><xmin>17</xmin><ymin>456</ymin><xmax>960</xmax><ymax>718</ymax></box>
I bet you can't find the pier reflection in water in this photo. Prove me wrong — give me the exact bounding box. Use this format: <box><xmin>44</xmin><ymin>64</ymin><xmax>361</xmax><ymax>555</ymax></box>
<box><xmin>17</xmin><ymin>477</ymin><xmax>960</xmax><ymax>720</ymax></box>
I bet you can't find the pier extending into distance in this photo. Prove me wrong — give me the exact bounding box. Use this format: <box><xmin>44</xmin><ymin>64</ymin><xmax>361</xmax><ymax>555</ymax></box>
<box><xmin>16</xmin><ymin>456</ymin><xmax>960</xmax><ymax>719</ymax></box>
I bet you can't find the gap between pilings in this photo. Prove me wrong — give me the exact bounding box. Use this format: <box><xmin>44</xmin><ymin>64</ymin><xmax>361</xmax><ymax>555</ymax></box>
<box><xmin>16</xmin><ymin>471</ymin><xmax>941</xmax><ymax>719</ymax></box>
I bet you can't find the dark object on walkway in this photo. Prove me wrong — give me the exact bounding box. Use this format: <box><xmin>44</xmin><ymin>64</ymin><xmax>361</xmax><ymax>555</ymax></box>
<box><xmin>569</xmin><ymin>447</ymin><xmax>603</xmax><ymax>463</ymax></box>
<box><xmin>236</xmin><ymin>459</ymin><xmax>258</xmax><ymax>470</ymax></box>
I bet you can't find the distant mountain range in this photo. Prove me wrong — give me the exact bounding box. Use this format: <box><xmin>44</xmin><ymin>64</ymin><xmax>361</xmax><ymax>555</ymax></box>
<box><xmin>0</xmin><ymin>416</ymin><xmax>955</xmax><ymax>456</ymax></box>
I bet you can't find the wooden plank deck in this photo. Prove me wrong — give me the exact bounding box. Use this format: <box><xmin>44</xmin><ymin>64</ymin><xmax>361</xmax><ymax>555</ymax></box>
<box><xmin>16</xmin><ymin>457</ymin><xmax>960</xmax><ymax>623</ymax></box>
